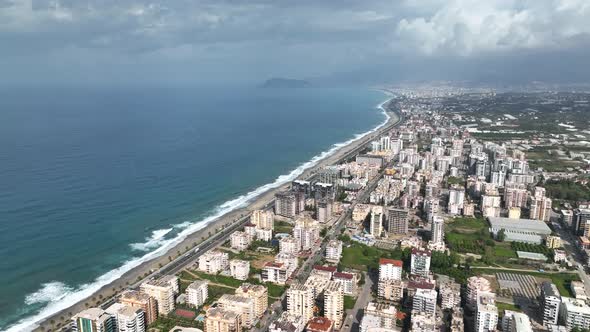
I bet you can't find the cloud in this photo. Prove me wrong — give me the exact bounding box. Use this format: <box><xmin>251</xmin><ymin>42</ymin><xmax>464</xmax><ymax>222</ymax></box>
<box><xmin>0</xmin><ymin>0</ymin><xmax>589</xmax><ymax>83</ymax></box>
<box><xmin>395</xmin><ymin>0</ymin><xmax>590</xmax><ymax>55</ymax></box>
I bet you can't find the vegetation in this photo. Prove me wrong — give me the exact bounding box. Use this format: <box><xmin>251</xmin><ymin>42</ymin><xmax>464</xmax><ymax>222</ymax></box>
<box><xmin>344</xmin><ymin>296</ymin><xmax>357</xmax><ymax>310</ymax></box>
<box><xmin>511</xmin><ymin>242</ymin><xmax>553</xmax><ymax>256</ymax></box>
<box><xmin>447</xmin><ymin>176</ymin><xmax>465</xmax><ymax>186</ymax></box>
<box><xmin>545</xmin><ymin>179</ymin><xmax>590</xmax><ymax>201</ymax></box>
<box><xmin>445</xmin><ymin>217</ymin><xmax>491</xmax><ymax>254</ymax></box>
<box><xmin>149</xmin><ymin>314</ymin><xmax>202</xmax><ymax>331</ymax></box>
<box><xmin>275</xmin><ymin>220</ymin><xmax>294</xmax><ymax>234</ymax></box>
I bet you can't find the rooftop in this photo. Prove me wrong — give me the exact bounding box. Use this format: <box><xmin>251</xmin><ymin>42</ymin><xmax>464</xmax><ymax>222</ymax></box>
<box><xmin>307</xmin><ymin>317</ymin><xmax>333</xmax><ymax>332</ymax></box>
<box><xmin>379</xmin><ymin>258</ymin><xmax>403</xmax><ymax>266</ymax></box>
<box><xmin>488</xmin><ymin>217</ymin><xmax>552</xmax><ymax>234</ymax></box>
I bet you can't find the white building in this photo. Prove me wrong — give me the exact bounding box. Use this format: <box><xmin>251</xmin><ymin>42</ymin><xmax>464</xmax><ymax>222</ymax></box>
<box><xmin>105</xmin><ymin>303</ymin><xmax>146</xmax><ymax>332</ymax></box>
<box><xmin>186</xmin><ymin>280</ymin><xmax>208</xmax><ymax>308</ymax></box>
<box><xmin>475</xmin><ymin>292</ymin><xmax>498</xmax><ymax>332</ymax></box>
<box><xmin>359</xmin><ymin>302</ymin><xmax>397</xmax><ymax>332</ymax></box>
<box><xmin>230</xmin><ymin>231</ymin><xmax>251</xmax><ymax>251</ymax></box>
<box><xmin>325</xmin><ymin>240</ymin><xmax>343</xmax><ymax>263</ymax></box>
<box><xmin>71</xmin><ymin>308</ymin><xmax>117</xmax><ymax>332</ymax></box>
<box><xmin>410</xmin><ymin>248</ymin><xmax>431</xmax><ymax>277</ymax></box>
<box><xmin>198</xmin><ymin>250</ymin><xmax>229</xmax><ymax>274</ymax></box>
<box><xmin>139</xmin><ymin>276</ymin><xmax>179</xmax><ymax>315</ymax></box>
<box><xmin>217</xmin><ymin>294</ymin><xmax>256</xmax><ymax>327</ymax></box>
<box><xmin>261</xmin><ymin>262</ymin><xmax>289</xmax><ymax>285</ymax></box>
<box><xmin>466</xmin><ymin>277</ymin><xmax>492</xmax><ymax>309</ymax></box>
<box><xmin>235</xmin><ymin>283</ymin><xmax>268</xmax><ymax>320</ymax></box>
<box><xmin>251</xmin><ymin>209</ymin><xmax>274</xmax><ymax>230</ymax></box>
<box><xmin>503</xmin><ymin>310</ymin><xmax>533</xmax><ymax>332</ymax></box>
<box><xmin>256</xmin><ymin>228</ymin><xmax>273</xmax><ymax>241</ymax></box>
<box><xmin>431</xmin><ymin>216</ymin><xmax>445</xmax><ymax>244</ymax></box>
<box><xmin>333</xmin><ymin>272</ymin><xmax>356</xmax><ymax>295</ymax></box>
<box><xmin>287</xmin><ymin>283</ymin><xmax>314</xmax><ymax>323</ymax></box>
<box><xmin>229</xmin><ymin>259</ymin><xmax>250</xmax><ymax>281</ymax></box>
<box><xmin>439</xmin><ymin>280</ymin><xmax>461</xmax><ymax>309</ymax></box>
<box><xmin>379</xmin><ymin>258</ymin><xmax>403</xmax><ymax>281</ymax></box>
<box><xmin>279</xmin><ymin>236</ymin><xmax>299</xmax><ymax>255</ymax></box>
<box><xmin>413</xmin><ymin>288</ymin><xmax>437</xmax><ymax>316</ymax></box>
<box><xmin>561</xmin><ymin>297</ymin><xmax>590</xmax><ymax>331</ymax></box>
<box><xmin>324</xmin><ymin>281</ymin><xmax>344</xmax><ymax>328</ymax></box>
<box><xmin>541</xmin><ymin>282</ymin><xmax>561</xmax><ymax>327</ymax></box>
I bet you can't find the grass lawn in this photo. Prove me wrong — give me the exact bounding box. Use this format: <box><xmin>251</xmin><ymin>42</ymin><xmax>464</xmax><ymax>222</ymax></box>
<box><xmin>341</xmin><ymin>243</ymin><xmax>388</xmax><ymax>271</ymax></box>
<box><xmin>192</xmin><ymin>271</ymin><xmax>243</xmax><ymax>288</ymax></box>
<box><xmin>266</xmin><ymin>283</ymin><xmax>286</xmax><ymax>298</ymax></box>
<box><xmin>447</xmin><ymin>216</ymin><xmax>487</xmax><ymax>232</ymax></box>
<box><xmin>275</xmin><ymin>220</ymin><xmax>294</xmax><ymax>234</ymax></box>
<box><xmin>206</xmin><ymin>285</ymin><xmax>236</xmax><ymax>305</ymax></box>
<box><xmin>494</xmin><ymin>244</ymin><xmax>518</xmax><ymax>258</ymax></box>
<box><xmin>344</xmin><ymin>296</ymin><xmax>357</xmax><ymax>310</ymax></box>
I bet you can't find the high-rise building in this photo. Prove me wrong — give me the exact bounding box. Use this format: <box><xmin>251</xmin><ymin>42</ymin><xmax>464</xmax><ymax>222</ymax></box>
<box><xmin>235</xmin><ymin>283</ymin><xmax>268</xmax><ymax>320</ymax></box>
<box><xmin>139</xmin><ymin>276</ymin><xmax>179</xmax><ymax>316</ymax></box>
<box><xmin>466</xmin><ymin>276</ymin><xmax>492</xmax><ymax>309</ymax></box>
<box><xmin>561</xmin><ymin>297</ymin><xmax>590</xmax><ymax>331</ymax></box>
<box><xmin>186</xmin><ymin>280</ymin><xmax>208</xmax><ymax>308</ymax></box>
<box><xmin>541</xmin><ymin>282</ymin><xmax>561</xmax><ymax>327</ymax></box>
<box><xmin>324</xmin><ymin>281</ymin><xmax>344</xmax><ymax>328</ymax></box>
<box><xmin>316</xmin><ymin>198</ymin><xmax>333</xmax><ymax>223</ymax></box>
<box><xmin>279</xmin><ymin>235</ymin><xmax>299</xmax><ymax>255</ymax></box>
<box><xmin>205</xmin><ymin>307</ymin><xmax>242</xmax><ymax>332</ymax></box>
<box><xmin>251</xmin><ymin>209</ymin><xmax>274</xmax><ymax>230</ymax></box>
<box><xmin>325</xmin><ymin>240</ymin><xmax>343</xmax><ymax>263</ymax></box>
<box><xmin>217</xmin><ymin>294</ymin><xmax>255</xmax><ymax>327</ymax></box>
<box><xmin>386</xmin><ymin>208</ymin><xmax>408</xmax><ymax>235</ymax></box>
<box><xmin>378</xmin><ymin>258</ymin><xmax>403</xmax><ymax>281</ymax></box>
<box><xmin>286</xmin><ymin>282</ymin><xmax>314</xmax><ymax>322</ymax></box>
<box><xmin>198</xmin><ymin>250</ymin><xmax>229</xmax><ymax>274</ymax></box>
<box><xmin>370</xmin><ymin>208</ymin><xmax>383</xmax><ymax>237</ymax></box>
<box><xmin>439</xmin><ymin>280</ymin><xmax>461</xmax><ymax>309</ymax></box>
<box><xmin>71</xmin><ymin>308</ymin><xmax>116</xmax><ymax>332</ymax></box>
<box><xmin>119</xmin><ymin>291</ymin><xmax>158</xmax><ymax>325</ymax></box>
<box><xmin>413</xmin><ymin>288</ymin><xmax>437</xmax><ymax>316</ymax></box>
<box><xmin>530</xmin><ymin>197</ymin><xmax>552</xmax><ymax>222</ymax></box>
<box><xmin>575</xmin><ymin>208</ymin><xmax>590</xmax><ymax>235</ymax></box>
<box><xmin>475</xmin><ymin>292</ymin><xmax>498</xmax><ymax>332</ymax></box>
<box><xmin>448</xmin><ymin>188</ymin><xmax>465</xmax><ymax>215</ymax></box>
<box><xmin>504</xmin><ymin>185</ymin><xmax>528</xmax><ymax>208</ymax></box>
<box><xmin>410</xmin><ymin>248</ymin><xmax>431</xmax><ymax>277</ymax></box>
<box><xmin>275</xmin><ymin>190</ymin><xmax>304</xmax><ymax>218</ymax></box>
<box><xmin>431</xmin><ymin>216</ymin><xmax>445</xmax><ymax>244</ymax></box>
<box><xmin>105</xmin><ymin>304</ymin><xmax>146</xmax><ymax>332</ymax></box>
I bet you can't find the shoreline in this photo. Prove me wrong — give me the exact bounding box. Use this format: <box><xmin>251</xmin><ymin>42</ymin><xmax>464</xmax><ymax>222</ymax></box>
<box><xmin>11</xmin><ymin>96</ymin><xmax>400</xmax><ymax>332</ymax></box>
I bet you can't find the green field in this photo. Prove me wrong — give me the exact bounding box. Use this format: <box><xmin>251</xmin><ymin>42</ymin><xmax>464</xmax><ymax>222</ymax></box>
<box><xmin>275</xmin><ymin>220</ymin><xmax>294</xmax><ymax>234</ymax></box>
<box><xmin>341</xmin><ymin>243</ymin><xmax>389</xmax><ymax>271</ymax></box>
<box><xmin>493</xmin><ymin>245</ymin><xmax>518</xmax><ymax>258</ymax></box>
<box><xmin>344</xmin><ymin>296</ymin><xmax>357</xmax><ymax>310</ymax></box>
<box><xmin>496</xmin><ymin>302</ymin><xmax>522</xmax><ymax>316</ymax></box>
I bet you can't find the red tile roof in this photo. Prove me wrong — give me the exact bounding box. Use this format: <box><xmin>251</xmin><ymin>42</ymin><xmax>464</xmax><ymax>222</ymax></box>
<box><xmin>313</xmin><ymin>265</ymin><xmax>337</xmax><ymax>273</ymax></box>
<box><xmin>333</xmin><ymin>272</ymin><xmax>354</xmax><ymax>280</ymax></box>
<box><xmin>379</xmin><ymin>258</ymin><xmax>403</xmax><ymax>266</ymax></box>
<box><xmin>264</xmin><ymin>261</ymin><xmax>284</xmax><ymax>268</ymax></box>
<box><xmin>307</xmin><ymin>317</ymin><xmax>333</xmax><ymax>332</ymax></box>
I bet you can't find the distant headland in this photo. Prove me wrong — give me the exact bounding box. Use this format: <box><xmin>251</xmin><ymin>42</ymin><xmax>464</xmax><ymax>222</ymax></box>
<box><xmin>259</xmin><ymin>77</ymin><xmax>310</xmax><ymax>88</ymax></box>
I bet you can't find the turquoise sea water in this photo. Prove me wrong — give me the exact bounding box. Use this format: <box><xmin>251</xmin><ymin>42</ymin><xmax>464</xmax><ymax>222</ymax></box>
<box><xmin>0</xmin><ymin>85</ymin><xmax>386</xmax><ymax>330</ymax></box>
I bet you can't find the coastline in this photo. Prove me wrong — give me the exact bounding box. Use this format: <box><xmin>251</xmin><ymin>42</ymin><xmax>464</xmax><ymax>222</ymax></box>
<box><xmin>10</xmin><ymin>96</ymin><xmax>399</xmax><ymax>332</ymax></box>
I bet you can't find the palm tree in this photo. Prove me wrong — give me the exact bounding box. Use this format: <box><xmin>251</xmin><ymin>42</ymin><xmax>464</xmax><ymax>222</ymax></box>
<box><xmin>84</xmin><ymin>302</ymin><xmax>89</xmax><ymax>308</ymax></box>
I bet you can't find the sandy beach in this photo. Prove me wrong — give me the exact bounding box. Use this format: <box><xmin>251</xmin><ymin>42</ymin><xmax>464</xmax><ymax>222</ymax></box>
<box><xmin>30</xmin><ymin>103</ymin><xmax>400</xmax><ymax>332</ymax></box>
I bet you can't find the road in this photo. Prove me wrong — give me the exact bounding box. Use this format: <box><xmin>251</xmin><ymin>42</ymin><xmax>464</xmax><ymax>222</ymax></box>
<box><xmin>341</xmin><ymin>271</ymin><xmax>374</xmax><ymax>332</ymax></box>
<box><xmin>552</xmin><ymin>218</ymin><xmax>590</xmax><ymax>297</ymax></box>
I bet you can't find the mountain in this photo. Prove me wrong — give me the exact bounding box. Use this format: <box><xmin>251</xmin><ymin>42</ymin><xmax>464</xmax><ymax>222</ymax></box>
<box><xmin>260</xmin><ymin>77</ymin><xmax>310</xmax><ymax>88</ymax></box>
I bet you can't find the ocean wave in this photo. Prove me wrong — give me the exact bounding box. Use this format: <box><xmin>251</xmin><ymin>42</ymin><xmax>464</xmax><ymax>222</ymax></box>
<box><xmin>129</xmin><ymin>228</ymin><xmax>174</xmax><ymax>252</ymax></box>
<box><xmin>6</xmin><ymin>96</ymin><xmax>392</xmax><ymax>332</ymax></box>
<box><xmin>25</xmin><ymin>282</ymin><xmax>74</xmax><ymax>306</ymax></box>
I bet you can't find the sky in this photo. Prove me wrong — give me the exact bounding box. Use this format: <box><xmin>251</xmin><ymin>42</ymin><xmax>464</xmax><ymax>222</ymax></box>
<box><xmin>1</xmin><ymin>0</ymin><xmax>590</xmax><ymax>85</ymax></box>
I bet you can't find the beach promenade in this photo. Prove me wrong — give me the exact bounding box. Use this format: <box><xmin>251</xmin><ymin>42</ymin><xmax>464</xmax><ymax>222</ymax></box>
<box><xmin>30</xmin><ymin>100</ymin><xmax>401</xmax><ymax>332</ymax></box>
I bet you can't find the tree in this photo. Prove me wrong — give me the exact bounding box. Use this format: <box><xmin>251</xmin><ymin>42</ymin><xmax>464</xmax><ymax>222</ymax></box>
<box><xmin>497</xmin><ymin>229</ymin><xmax>506</xmax><ymax>242</ymax></box>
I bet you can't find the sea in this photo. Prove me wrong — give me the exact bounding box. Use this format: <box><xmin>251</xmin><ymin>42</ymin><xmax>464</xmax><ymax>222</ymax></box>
<box><xmin>0</xmin><ymin>84</ymin><xmax>387</xmax><ymax>331</ymax></box>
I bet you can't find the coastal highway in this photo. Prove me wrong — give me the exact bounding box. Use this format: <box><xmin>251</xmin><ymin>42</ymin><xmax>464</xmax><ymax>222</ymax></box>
<box><xmin>48</xmin><ymin>102</ymin><xmax>404</xmax><ymax>332</ymax></box>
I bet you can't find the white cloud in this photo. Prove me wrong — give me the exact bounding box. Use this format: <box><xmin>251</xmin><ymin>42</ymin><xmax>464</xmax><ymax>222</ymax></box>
<box><xmin>395</xmin><ymin>0</ymin><xmax>590</xmax><ymax>55</ymax></box>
